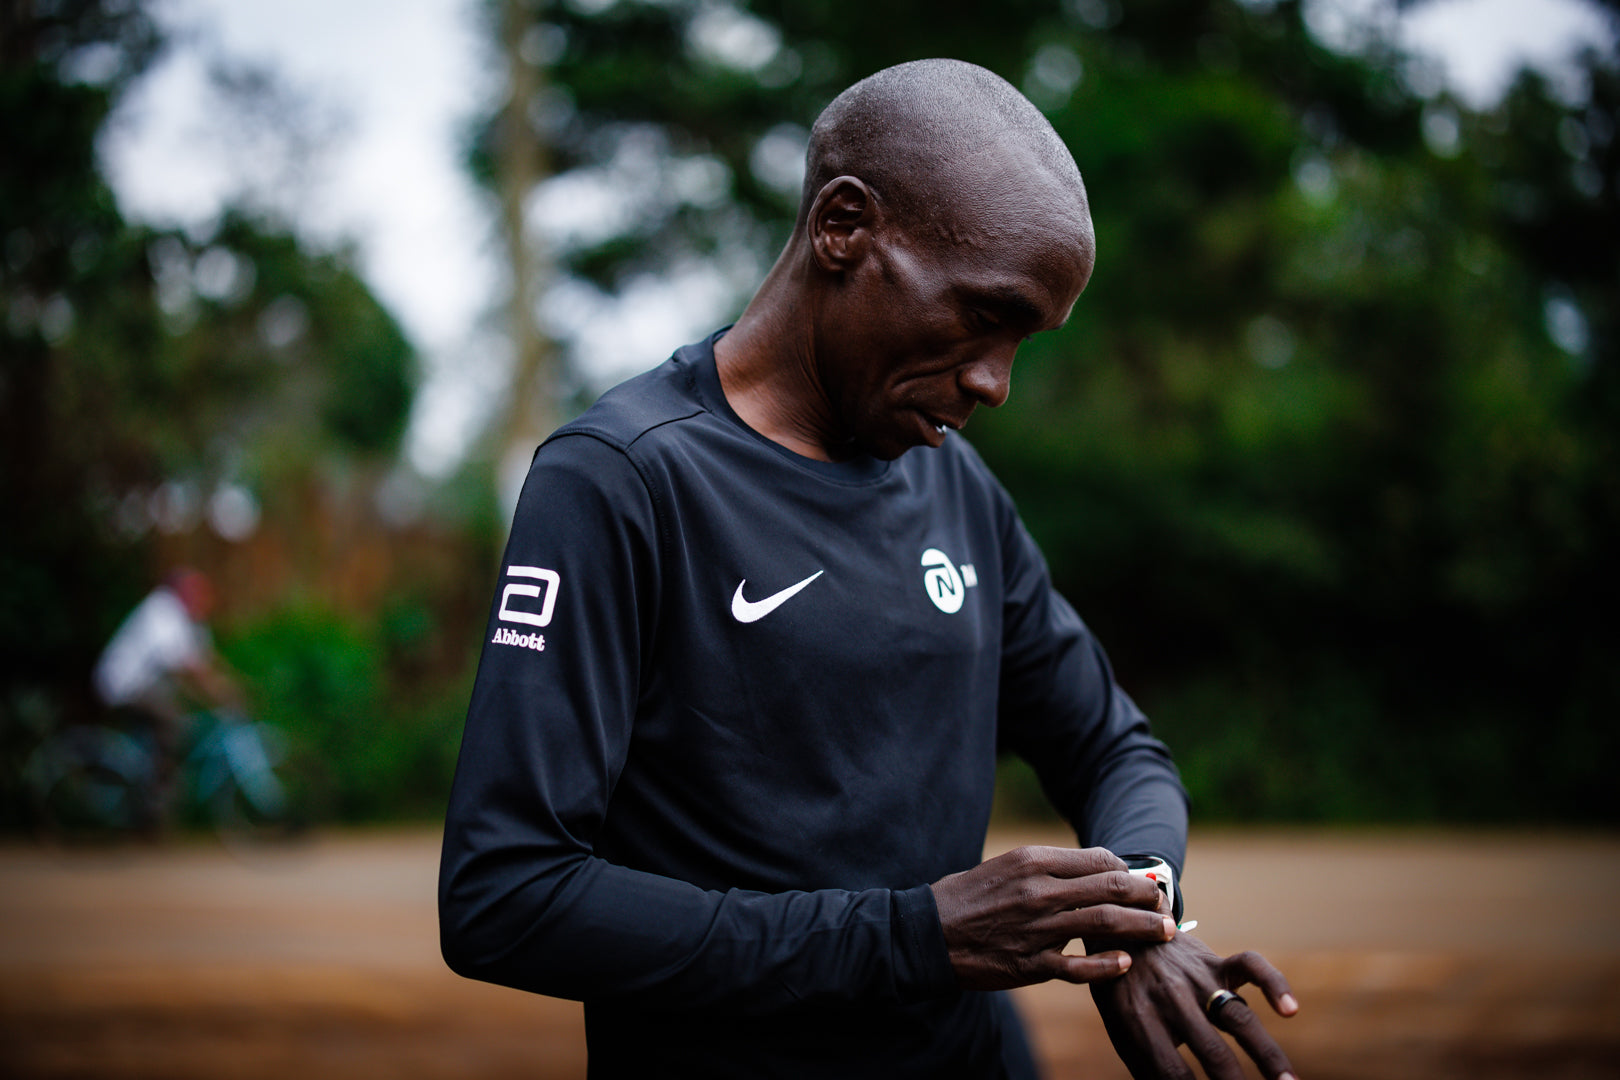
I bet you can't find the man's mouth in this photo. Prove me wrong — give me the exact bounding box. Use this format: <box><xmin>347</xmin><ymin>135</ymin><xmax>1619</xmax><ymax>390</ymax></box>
<box><xmin>917</xmin><ymin>410</ymin><xmax>965</xmax><ymax>447</ymax></box>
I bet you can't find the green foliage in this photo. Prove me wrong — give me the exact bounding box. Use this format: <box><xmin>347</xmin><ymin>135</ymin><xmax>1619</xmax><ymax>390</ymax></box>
<box><xmin>218</xmin><ymin>605</ymin><xmax>470</xmax><ymax>822</ymax></box>
<box><xmin>975</xmin><ymin>8</ymin><xmax>1618</xmax><ymax>826</ymax></box>
<box><xmin>489</xmin><ymin>0</ymin><xmax>1620</xmax><ymax>823</ymax></box>
<box><xmin>1</xmin><ymin>0</ymin><xmax>428</xmax><ymax>826</ymax></box>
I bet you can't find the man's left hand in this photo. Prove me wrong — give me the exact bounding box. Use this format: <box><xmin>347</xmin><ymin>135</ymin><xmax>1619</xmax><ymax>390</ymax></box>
<box><xmin>1089</xmin><ymin>932</ymin><xmax>1299</xmax><ymax>1080</ymax></box>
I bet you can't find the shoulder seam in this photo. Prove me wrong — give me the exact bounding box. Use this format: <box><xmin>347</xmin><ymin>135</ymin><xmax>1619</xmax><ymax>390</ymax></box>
<box><xmin>553</xmin><ymin>405</ymin><xmax>706</xmax><ymax>455</ymax></box>
<box><xmin>624</xmin><ymin>407</ymin><xmax>706</xmax><ymax>450</ymax></box>
<box><xmin>543</xmin><ymin>428</ymin><xmax>678</xmax><ymax>593</ymax></box>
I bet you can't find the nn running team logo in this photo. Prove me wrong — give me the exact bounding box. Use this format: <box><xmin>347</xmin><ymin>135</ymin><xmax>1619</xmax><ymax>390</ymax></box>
<box><xmin>921</xmin><ymin>547</ymin><xmax>977</xmax><ymax>614</ymax></box>
<box><xmin>494</xmin><ymin>565</ymin><xmax>559</xmax><ymax>652</ymax></box>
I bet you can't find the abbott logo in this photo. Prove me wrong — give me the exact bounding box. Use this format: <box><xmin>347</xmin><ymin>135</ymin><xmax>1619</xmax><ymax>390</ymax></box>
<box><xmin>921</xmin><ymin>547</ymin><xmax>976</xmax><ymax>614</ymax></box>
<box><xmin>499</xmin><ymin>565</ymin><xmax>560</xmax><ymax>627</ymax></box>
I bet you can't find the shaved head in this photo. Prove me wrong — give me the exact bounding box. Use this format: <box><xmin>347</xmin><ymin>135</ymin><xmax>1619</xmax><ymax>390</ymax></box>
<box><xmin>717</xmin><ymin>59</ymin><xmax>1097</xmax><ymax>462</ymax></box>
<box><xmin>800</xmin><ymin>58</ymin><xmax>1092</xmax><ymax>249</ymax></box>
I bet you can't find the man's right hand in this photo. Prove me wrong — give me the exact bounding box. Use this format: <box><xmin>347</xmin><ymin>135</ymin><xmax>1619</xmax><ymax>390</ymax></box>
<box><xmin>931</xmin><ymin>846</ymin><xmax>1175</xmax><ymax>990</ymax></box>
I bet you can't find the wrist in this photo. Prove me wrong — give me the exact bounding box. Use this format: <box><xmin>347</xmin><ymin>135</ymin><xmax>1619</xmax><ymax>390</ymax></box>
<box><xmin>899</xmin><ymin>883</ymin><xmax>959</xmax><ymax>999</ymax></box>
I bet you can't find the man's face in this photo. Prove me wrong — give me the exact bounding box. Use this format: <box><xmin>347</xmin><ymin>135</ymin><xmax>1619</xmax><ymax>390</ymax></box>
<box><xmin>813</xmin><ymin>175</ymin><xmax>1093</xmax><ymax>461</ymax></box>
<box><xmin>173</xmin><ymin>570</ymin><xmax>216</xmax><ymax>620</ymax></box>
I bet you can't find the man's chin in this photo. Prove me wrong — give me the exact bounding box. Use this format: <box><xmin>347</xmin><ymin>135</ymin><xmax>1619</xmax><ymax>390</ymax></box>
<box><xmin>858</xmin><ymin>416</ymin><xmax>945</xmax><ymax>460</ymax></box>
<box><xmin>867</xmin><ymin>441</ymin><xmax>913</xmax><ymax>461</ymax></box>
<box><xmin>852</xmin><ymin>432</ymin><xmax>920</xmax><ymax>461</ymax></box>
<box><xmin>837</xmin><ymin>412</ymin><xmax>945</xmax><ymax>460</ymax></box>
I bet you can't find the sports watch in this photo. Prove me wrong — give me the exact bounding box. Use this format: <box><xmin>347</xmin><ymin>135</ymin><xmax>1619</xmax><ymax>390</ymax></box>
<box><xmin>1122</xmin><ymin>855</ymin><xmax>1179</xmax><ymax>922</ymax></box>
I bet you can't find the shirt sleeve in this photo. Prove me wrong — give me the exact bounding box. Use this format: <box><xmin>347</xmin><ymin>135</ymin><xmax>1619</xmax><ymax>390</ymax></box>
<box><xmin>991</xmin><ymin>492</ymin><xmax>1190</xmax><ymax>914</ymax></box>
<box><xmin>437</xmin><ymin>433</ymin><xmax>957</xmax><ymax>1011</ymax></box>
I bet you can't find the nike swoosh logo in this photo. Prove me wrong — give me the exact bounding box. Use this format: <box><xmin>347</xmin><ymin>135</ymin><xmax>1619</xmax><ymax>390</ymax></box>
<box><xmin>731</xmin><ymin>571</ymin><xmax>824</xmax><ymax>623</ymax></box>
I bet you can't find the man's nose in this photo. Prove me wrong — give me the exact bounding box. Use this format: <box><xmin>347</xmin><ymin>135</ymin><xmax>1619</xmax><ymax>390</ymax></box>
<box><xmin>958</xmin><ymin>344</ymin><xmax>1015</xmax><ymax>409</ymax></box>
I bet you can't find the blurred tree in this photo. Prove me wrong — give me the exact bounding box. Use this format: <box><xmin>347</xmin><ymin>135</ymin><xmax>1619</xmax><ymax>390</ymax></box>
<box><xmin>2</xmin><ymin>0</ymin><xmax>162</xmax><ymax>723</ymax></box>
<box><xmin>0</xmin><ymin>0</ymin><xmax>416</xmax><ymax>806</ymax></box>
<box><xmin>475</xmin><ymin>0</ymin><xmax>1617</xmax><ymax>823</ymax></box>
<box><xmin>492</xmin><ymin>0</ymin><xmax>563</xmax><ymax>518</ymax></box>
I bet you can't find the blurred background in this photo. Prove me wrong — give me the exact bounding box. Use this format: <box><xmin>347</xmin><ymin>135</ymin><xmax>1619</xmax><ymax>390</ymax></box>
<box><xmin>3</xmin><ymin>0</ymin><xmax>1615</xmax><ymax>830</ymax></box>
<box><xmin>3</xmin><ymin>1</ymin><xmax>1619</xmax><ymax>1077</ymax></box>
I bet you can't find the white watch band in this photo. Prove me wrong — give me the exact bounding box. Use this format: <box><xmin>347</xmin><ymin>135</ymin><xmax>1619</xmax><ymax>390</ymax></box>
<box><xmin>1123</xmin><ymin>855</ymin><xmax>1176</xmax><ymax>917</ymax></box>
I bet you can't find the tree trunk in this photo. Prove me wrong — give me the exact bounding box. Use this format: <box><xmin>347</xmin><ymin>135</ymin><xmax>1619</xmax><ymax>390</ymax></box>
<box><xmin>495</xmin><ymin>0</ymin><xmax>556</xmax><ymax>525</ymax></box>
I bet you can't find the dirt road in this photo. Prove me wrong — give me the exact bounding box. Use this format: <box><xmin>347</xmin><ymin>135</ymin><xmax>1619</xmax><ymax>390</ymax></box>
<box><xmin>2</xmin><ymin>827</ymin><xmax>1617</xmax><ymax>1079</ymax></box>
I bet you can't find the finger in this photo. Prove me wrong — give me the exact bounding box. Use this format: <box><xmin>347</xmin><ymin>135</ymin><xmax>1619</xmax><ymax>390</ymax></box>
<box><xmin>1168</xmin><ymin>987</ymin><xmax>1246</xmax><ymax>1080</ymax></box>
<box><xmin>1049</xmin><ymin>903</ymin><xmax>1177</xmax><ymax>944</ymax></box>
<box><xmin>1092</xmin><ymin>985</ymin><xmax>1155</xmax><ymax>1080</ymax></box>
<box><xmin>1211</xmin><ymin>998</ymin><xmax>1299</xmax><ymax>1080</ymax></box>
<box><xmin>1039</xmin><ymin>868</ymin><xmax>1162</xmax><ymax>913</ymax></box>
<box><xmin>980</xmin><ymin>870</ymin><xmax>1159</xmax><ymax>935</ymax></box>
<box><xmin>1221</xmin><ymin>950</ymin><xmax>1299</xmax><ymax>1016</ymax></box>
<box><xmin>969</xmin><ymin>869</ymin><xmax>1161</xmax><ymax>938</ymax></box>
<box><xmin>1095</xmin><ymin>982</ymin><xmax>1190</xmax><ymax>1080</ymax></box>
<box><xmin>998</xmin><ymin>844</ymin><xmax>1128</xmax><ymax>879</ymax></box>
<box><xmin>1047</xmin><ymin>845</ymin><xmax>1130</xmax><ymax>877</ymax></box>
<box><xmin>1183</xmin><ymin>1023</ymin><xmax>1246</xmax><ymax>1080</ymax></box>
<box><xmin>1032</xmin><ymin>948</ymin><xmax>1133</xmax><ymax>985</ymax></box>
<box><xmin>1125</xmin><ymin>1008</ymin><xmax>1197</xmax><ymax>1080</ymax></box>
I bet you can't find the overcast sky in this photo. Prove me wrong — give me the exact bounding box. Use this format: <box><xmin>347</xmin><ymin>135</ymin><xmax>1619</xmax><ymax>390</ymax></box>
<box><xmin>99</xmin><ymin>0</ymin><xmax>1617</xmax><ymax>478</ymax></box>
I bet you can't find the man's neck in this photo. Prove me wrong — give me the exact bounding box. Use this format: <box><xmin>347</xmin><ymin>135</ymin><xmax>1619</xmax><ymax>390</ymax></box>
<box><xmin>713</xmin><ymin>257</ymin><xmax>844</xmax><ymax>462</ymax></box>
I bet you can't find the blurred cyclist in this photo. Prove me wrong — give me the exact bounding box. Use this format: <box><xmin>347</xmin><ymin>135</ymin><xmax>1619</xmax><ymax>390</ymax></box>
<box><xmin>92</xmin><ymin>567</ymin><xmax>243</xmax><ymax>823</ymax></box>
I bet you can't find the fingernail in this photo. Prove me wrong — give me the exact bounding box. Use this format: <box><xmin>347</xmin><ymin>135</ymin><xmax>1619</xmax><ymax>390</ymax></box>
<box><xmin>1116</xmin><ymin>953</ymin><xmax>1132</xmax><ymax>971</ymax></box>
<box><xmin>1162</xmin><ymin>917</ymin><xmax>1176</xmax><ymax>938</ymax></box>
<box><xmin>1280</xmin><ymin>994</ymin><xmax>1299</xmax><ymax>1014</ymax></box>
<box><xmin>1279</xmin><ymin>1073</ymin><xmax>1297</xmax><ymax>1080</ymax></box>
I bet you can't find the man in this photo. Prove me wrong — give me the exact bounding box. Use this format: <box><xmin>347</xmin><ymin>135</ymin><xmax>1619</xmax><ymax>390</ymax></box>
<box><xmin>94</xmin><ymin>568</ymin><xmax>234</xmax><ymax>716</ymax></box>
<box><xmin>93</xmin><ymin>567</ymin><xmax>242</xmax><ymax>821</ymax></box>
<box><xmin>441</xmin><ymin>59</ymin><xmax>1298</xmax><ymax>1079</ymax></box>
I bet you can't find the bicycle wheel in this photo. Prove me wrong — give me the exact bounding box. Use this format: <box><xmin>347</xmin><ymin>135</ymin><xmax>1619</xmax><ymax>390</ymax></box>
<box><xmin>26</xmin><ymin>727</ymin><xmax>155</xmax><ymax>840</ymax></box>
<box><xmin>195</xmin><ymin>719</ymin><xmax>305</xmax><ymax>845</ymax></box>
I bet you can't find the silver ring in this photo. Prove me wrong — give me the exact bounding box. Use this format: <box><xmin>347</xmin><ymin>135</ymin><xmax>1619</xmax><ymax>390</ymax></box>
<box><xmin>1204</xmin><ymin>988</ymin><xmax>1246</xmax><ymax>1021</ymax></box>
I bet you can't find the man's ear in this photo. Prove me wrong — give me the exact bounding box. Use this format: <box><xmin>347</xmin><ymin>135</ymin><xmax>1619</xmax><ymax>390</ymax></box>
<box><xmin>808</xmin><ymin>176</ymin><xmax>875</xmax><ymax>272</ymax></box>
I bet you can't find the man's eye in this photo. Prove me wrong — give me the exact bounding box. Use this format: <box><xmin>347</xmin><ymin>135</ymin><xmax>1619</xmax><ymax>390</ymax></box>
<box><xmin>966</xmin><ymin>309</ymin><xmax>999</xmax><ymax>332</ymax></box>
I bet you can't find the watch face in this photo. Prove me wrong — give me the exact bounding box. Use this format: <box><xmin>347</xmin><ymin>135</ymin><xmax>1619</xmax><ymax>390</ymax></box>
<box><xmin>1122</xmin><ymin>857</ymin><xmax>1163</xmax><ymax>871</ymax></box>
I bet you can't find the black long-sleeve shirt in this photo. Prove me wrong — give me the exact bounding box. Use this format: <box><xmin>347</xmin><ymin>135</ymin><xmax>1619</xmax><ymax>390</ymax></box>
<box><xmin>439</xmin><ymin>331</ymin><xmax>1188</xmax><ymax>1077</ymax></box>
